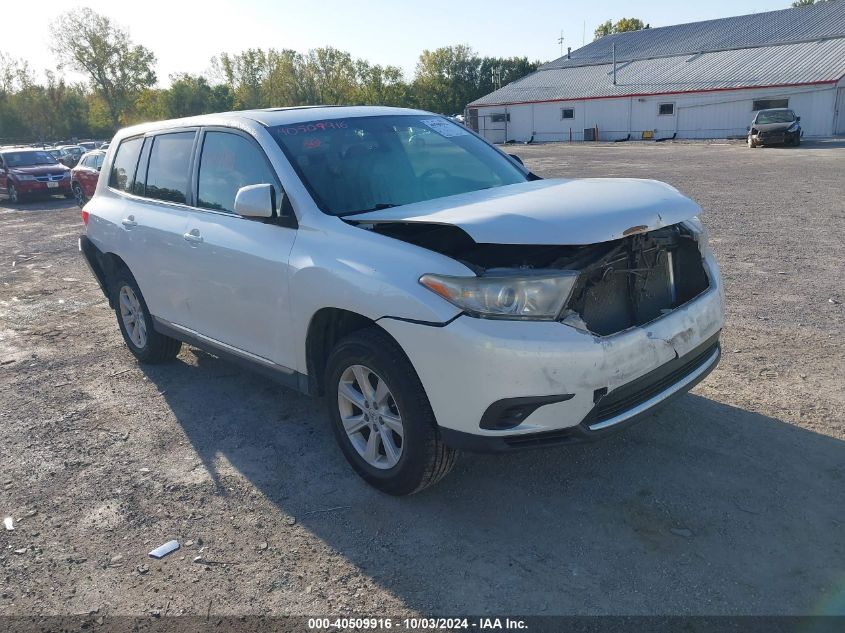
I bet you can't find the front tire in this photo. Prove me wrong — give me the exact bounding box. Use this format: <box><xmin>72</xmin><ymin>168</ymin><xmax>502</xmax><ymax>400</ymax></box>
<box><xmin>747</xmin><ymin>136</ymin><xmax>757</xmax><ymax>148</ymax></box>
<box><xmin>112</xmin><ymin>272</ymin><xmax>181</xmax><ymax>363</ymax></box>
<box><xmin>325</xmin><ymin>327</ymin><xmax>458</xmax><ymax>495</ymax></box>
<box><xmin>7</xmin><ymin>184</ymin><xmax>20</xmax><ymax>203</ymax></box>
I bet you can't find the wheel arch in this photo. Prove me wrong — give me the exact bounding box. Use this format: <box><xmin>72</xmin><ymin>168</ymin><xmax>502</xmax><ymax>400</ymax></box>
<box><xmin>79</xmin><ymin>237</ymin><xmax>134</xmax><ymax>309</ymax></box>
<box><xmin>304</xmin><ymin>307</ymin><xmax>409</xmax><ymax>397</ymax></box>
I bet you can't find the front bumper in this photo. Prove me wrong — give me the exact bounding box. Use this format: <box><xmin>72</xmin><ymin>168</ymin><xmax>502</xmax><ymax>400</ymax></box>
<box><xmin>16</xmin><ymin>179</ymin><xmax>71</xmax><ymax>195</ymax></box>
<box><xmin>379</xmin><ymin>256</ymin><xmax>725</xmax><ymax>450</ymax></box>
<box><xmin>752</xmin><ymin>130</ymin><xmax>799</xmax><ymax>145</ymax></box>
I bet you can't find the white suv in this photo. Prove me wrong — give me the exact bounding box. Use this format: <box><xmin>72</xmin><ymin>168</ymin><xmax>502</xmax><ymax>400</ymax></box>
<box><xmin>79</xmin><ymin>106</ymin><xmax>724</xmax><ymax>494</ymax></box>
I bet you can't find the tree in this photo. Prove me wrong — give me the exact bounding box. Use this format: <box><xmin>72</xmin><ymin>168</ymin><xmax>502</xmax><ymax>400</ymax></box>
<box><xmin>594</xmin><ymin>20</ymin><xmax>614</xmax><ymax>39</ymax></box>
<box><xmin>50</xmin><ymin>8</ymin><xmax>156</xmax><ymax>129</ymax></box>
<box><xmin>413</xmin><ymin>45</ymin><xmax>481</xmax><ymax>114</ymax></box>
<box><xmin>792</xmin><ymin>0</ymin><xmax>831</xmax><ymax>6</ymax></box>
<box><xmin>594</xmin><ymin>17</ymin><xmax>649</xmax><ymax>40</ymax></box>
<box><xmin>165</xmin><ymin>74</ymin><xmax>233</xmax><ymax>117</ymax></box>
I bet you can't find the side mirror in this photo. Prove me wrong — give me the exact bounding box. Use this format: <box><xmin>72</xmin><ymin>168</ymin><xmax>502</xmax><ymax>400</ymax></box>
<box><xmin>234</xmin><ymin>184</ymin><xmax>274</xmax><ymax>218</ymax></box>
<box><xmin>746</xmin><ymin>125</ymin><xmax>751</xmax><ymax>131</ymax></box>
<box><xmin>508</xmin><ymin>153</ymin><xmax>524</xmax><ymax>166</ymax></box>
<box><xmin>796</xmin><ymin>116</ymin><xmax>801</xmax><ymax>122</ymax></box>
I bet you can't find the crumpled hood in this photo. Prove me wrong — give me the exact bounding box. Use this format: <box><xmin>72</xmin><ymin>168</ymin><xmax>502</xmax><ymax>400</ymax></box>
<box><xmin>753</xmin><ymin>122</ymin><xmax>796</xmax><ymax>133</ymax></box>
<box><xmin>351</xmin><ymin>178</ymin><xmax>701</xmax><ymax>245</ymax></box>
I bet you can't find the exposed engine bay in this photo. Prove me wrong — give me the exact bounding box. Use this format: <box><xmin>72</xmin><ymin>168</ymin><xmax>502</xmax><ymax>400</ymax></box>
<box><xmin>358</xmin><ymin>221</ymin><xmax>711</xmax><ymax>336</ymax></box>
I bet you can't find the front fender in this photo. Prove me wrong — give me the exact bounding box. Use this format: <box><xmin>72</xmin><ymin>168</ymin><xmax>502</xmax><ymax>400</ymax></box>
<box><xmin>288</xmin><ymin>220</ymin><xmax>469</xmax><ymax>372</ymax></box>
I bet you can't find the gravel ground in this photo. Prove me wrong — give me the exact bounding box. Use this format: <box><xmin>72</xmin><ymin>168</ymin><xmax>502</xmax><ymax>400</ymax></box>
<box><xmin>0</xmin><ymin>140</ymin><xmax>843</xmax><ymax>618</ymax></box>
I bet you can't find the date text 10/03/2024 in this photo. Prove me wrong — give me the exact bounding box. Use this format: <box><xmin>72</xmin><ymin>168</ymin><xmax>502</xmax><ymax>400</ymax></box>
<box><xmin>307</xmin><ymin>618</ymin><xmax>528</xmax><ymax>630</ymax></box>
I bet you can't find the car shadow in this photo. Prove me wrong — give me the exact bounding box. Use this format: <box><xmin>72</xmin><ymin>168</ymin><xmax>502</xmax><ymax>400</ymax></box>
<box><xmin>0</xmin><ymin>196</ymin><xmax>78</xmax><ymax>212</ymax></box>
<box><xmin>139</xmin><ymin>348</ymin><xmax>845</xmax><ymax>615</ymax></box>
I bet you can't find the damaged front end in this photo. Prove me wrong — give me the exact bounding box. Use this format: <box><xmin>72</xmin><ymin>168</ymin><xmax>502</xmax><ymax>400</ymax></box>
<box><xmin>361</xmin><ymin>220</ymin><xmax>712</xmax><ymax>337</ymax></box>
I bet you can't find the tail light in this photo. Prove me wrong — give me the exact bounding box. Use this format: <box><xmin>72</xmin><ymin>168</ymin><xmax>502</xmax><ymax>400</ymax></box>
<box><xmin>81</xmin><ymin>208</ymin><xmax>89</xmax><ymax>226</ymax></box>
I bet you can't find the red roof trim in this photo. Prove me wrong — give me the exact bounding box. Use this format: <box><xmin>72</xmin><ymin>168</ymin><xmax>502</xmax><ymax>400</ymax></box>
<box><xmin>469</xmin><ymin>80</ymin><xmax>838</xmax><ymax>108</ymax></box>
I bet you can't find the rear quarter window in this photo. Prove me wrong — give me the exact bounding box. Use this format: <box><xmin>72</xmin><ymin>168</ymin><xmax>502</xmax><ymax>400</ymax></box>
<box><xmin>108</xmin><ymin>137</ymin><xmax>144</xmax><ymax>193</ymax></box>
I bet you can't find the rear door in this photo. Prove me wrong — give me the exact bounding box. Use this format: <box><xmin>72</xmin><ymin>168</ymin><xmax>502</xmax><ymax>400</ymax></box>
<box><xmin>113</xmin><ymin>131</ymin><xmax>197</xmax><ymax>325</ymax></box>
<box><xmin>177</xmin><ymin>128</ymin><xmax>298</xmax><ymax>369</ymax></box>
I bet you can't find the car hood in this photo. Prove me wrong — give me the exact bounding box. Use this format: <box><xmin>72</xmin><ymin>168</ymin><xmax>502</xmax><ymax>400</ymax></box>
<box><xmin>351</xmin><ymin>178</ymin><xmax>701</xmax><ymax>245</ymax></box>
<box><xmin>10</xmin><ymin>164</ymin><xmax>68</xmax><ymax>175</ymax></box>
<box><xmin>753</xmin><ymin>122</ymin><xmax>796</xmax><ymax>132</ymax></box>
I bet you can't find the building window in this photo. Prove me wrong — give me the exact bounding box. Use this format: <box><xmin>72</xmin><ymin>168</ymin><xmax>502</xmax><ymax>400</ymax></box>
<box><xmin>658</xmin><ymin>103</ymin><xmax>675</xmax><ymax>116</ymax></box>
<box><xmin>561</xmin><ymin>108</ymin><xmax>574</xmax><ymax>120</ymax></box>
<box><xmin>490</xmin><ymin>113</ymin><xmax>510</xmax><ymax>123</ymax></box>
<box><xmin>752</xmin><ymin>98</ymin><xmax>789</xmax><ymax>111</ymax></box>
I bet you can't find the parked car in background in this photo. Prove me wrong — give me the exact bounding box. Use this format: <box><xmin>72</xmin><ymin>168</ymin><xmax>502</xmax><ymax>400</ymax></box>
<box><xmin>99</xmin><ymin>142</ymin><xmax>111</xmax><ymax>150</ymax></box>
<box><xmin>79</xmin><ymin>141</ymin><xmax>99</xmax><ymax>152</ymax></box>
<box><xmin>71</xmin><ymin>150</ymin><xmax>106</xmax><ymax>206</ymax></box>
<box><xmin>0</xmin><ymin>148</ymin><xmax>72</xmax><ymax>203</ymax></box>
<box><xmin>747</xmin><ymin>109</ymin><xmax>801</xmax><ymax>147</ymax></box>
<box><xmin>79</xmin><ymin>106</ymin><xmax>724</xmax><ymax>494</ymax></box>
<box><xmin>54</xmin><ymin>145</ymin><xmax>86</xmax><ymax>167</ymax></box>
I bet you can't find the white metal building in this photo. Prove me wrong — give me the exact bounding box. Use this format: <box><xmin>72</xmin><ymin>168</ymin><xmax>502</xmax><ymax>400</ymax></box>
<box><xmin>468</xmin><ymin>2</ymin><xmax>845</xmax><ymax>142</ymax></box>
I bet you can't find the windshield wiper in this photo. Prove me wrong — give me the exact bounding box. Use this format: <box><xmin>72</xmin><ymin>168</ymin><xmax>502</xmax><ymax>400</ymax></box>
<box><xmin>340</xmin><ymin>203</ymin><xmax>398</xmax><ymax>216</ymax></box>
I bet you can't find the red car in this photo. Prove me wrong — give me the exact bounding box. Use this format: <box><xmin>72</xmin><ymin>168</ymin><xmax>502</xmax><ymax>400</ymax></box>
<box><xmin>0</xmin><ymin>148</ymin><xmax>72</xmax><ymax>203</ymax></box>
<box><xmin>70</xmin><ymin>150</ymin><xmax>106</xmax><ymax>206</ymax></box>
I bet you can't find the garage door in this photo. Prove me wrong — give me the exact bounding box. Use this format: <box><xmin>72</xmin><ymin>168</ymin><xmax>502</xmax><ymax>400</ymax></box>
<box><xmin>836</xmin><ymin>89</ymin><xmax>845</xmax><ymax>136</ymax></box>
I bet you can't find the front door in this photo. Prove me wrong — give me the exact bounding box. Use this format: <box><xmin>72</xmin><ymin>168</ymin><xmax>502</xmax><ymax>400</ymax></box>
<box><xmin>179</xmin><ymin>129</ymin><xmax>298</xmax><ymax>369</ymax></box>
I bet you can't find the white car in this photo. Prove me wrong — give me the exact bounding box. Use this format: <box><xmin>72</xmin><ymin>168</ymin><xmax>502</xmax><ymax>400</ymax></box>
<box><xmin>79</xmin><ymin>106</ymin><xmax>724</xmax><ymax>494</ymax></box>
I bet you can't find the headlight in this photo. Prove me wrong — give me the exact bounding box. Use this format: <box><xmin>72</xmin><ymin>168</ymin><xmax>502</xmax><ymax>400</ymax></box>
<box><xmin>419</xmin><ymin>271</ymin><xmax>578</xmax><ymax>320</ymax></box>
<box><xmin>787</xmin><ymin>122</ymin><xmax>799</xmax><ymax>132</ymax></box>
<box><xmin>14</xmin><ymin>174</ymin><xmax>36</xmax><ymax>181</ymax></box>
<box><xmin>684</xmin><ymin>216</ymin><xmax>715</xmax><ymax>258</ymax></box>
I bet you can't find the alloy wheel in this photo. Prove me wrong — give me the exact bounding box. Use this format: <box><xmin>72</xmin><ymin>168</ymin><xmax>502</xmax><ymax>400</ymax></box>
<box><xmin>337</xmin><ymin>364</ymin><xmax>404</xmax><ymax>469</ymax></box>
<box><xmin>118</xmin><ymin>285</ymin><xmax>148</xmax><ymax>348</ymax></box>
<box><xmin>73</xmin><ymin>183</ymin><xmax>85</xmax><ymax>207</ymax></box>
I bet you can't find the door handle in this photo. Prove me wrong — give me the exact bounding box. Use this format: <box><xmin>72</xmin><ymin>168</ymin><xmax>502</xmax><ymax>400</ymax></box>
<box><xmin>121</xmin><ymin>216</ymin><xmax>137</xmax><ymax>228</ymax></box>
<box><xmin>183</xmin><ymin>229</ymin><xmax>203</xmax><ymax>244</ymax></box>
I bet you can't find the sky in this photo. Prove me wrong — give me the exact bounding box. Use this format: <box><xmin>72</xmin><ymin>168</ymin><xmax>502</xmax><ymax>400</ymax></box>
<box><xmin>8</xmin><ymin>0</ymin><xmax>794</xmax><ymax>86</ymax></box>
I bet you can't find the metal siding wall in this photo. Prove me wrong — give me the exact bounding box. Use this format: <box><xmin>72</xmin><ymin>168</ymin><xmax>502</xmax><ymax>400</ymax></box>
<box><xmin>474</xmin><ymin>84</ymin><xmax>837</xmax><ymax>142</ymax></box>
<box><xmin>507</xmin><ymin>106</ymin><xmax>533</xmax><ymax>141</ymax></box>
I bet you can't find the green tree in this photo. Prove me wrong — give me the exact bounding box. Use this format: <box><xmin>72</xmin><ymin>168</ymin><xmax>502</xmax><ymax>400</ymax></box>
<box><xmin>213</xmin><ymin>48</ymin><xmax>267</xmax><ymax>109</ymax></box>
<box><xmin>792</xmin><ymin>0</ymin><xmax>832</xmax><ymax>6</ymax></box>
<box><xmin>165</xmin><ymin>74</ymin><xmax>233</xmax><ymax>117</ymax></box>
<box><xmin>413</xmin><ymin>45</ymin><xmax>481</xmax><ymax>114</ymax></box>
<box><xmin>594</xmin><ymin>20</ymin><xmax>614</xmax><ymax>39</ymax></box>
<box><xmin>50</xmin><ymin>8</ymin><xmax>157</xmax><ymax>129</ymax></box>
<box><xmin>594</xmin><ymin>17</ymin><xmax>649</xmax><ymax>40</ymax></box>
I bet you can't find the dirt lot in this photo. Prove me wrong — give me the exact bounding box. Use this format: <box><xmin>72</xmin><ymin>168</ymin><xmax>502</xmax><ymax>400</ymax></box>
<box><xmin>1</xmin><ymin>140</ymin><xmax>843</xmax><ymax>618</ymax></box>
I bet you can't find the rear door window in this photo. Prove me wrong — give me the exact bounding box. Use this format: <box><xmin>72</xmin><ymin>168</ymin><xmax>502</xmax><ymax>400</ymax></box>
<box><xmin>108</xmin><ymin>137</ymin><xmax>144</xmax><ymax>193</ymax></box>
<box><xmin>197</xmin><ymin>131</ymin><xmax>279</xmax><ymax>214</ymax></box>
<box><xmin>143</xmin><ymin>132</ymin><xmax>196</xmax><ymax>204</ymax></box>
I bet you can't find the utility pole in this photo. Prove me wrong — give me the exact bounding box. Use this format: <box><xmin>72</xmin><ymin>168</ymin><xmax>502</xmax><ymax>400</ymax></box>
<box><xmin>491</xmin><ymin>67</ymin><xmax>502</xmax><ymax>90</ymax></box>
<box><xmin>558</xmin><ymin>30</ymin><xmax>565</xmax><ymax>57</ymax></box>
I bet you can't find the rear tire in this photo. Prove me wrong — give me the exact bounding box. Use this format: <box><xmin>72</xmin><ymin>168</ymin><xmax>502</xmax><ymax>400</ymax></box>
<box><xmin>72</xmin><ymin>182</ymin><xmax>85</xmax><ymax>207</ymax></box>
<box><xmin>325</xmin><ymin>327</ymin><xmax>458</xmax><ymax>495</ymax></box>
<box><xmin>112</xmin><ymin>272</ymin><xmax>181</xmax><ymax>364</ymax></box>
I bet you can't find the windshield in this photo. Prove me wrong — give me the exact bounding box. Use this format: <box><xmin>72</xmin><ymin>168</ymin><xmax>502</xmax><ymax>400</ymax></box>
<box><xmin>755</xmin><ymin>110</ymin><xmax>795</xmax><ymax>124</ymax></box>
<box><xmin>270</xmin><ymin>115</ymin><xmax>527</xmax><ymax>216</ymax></box>
<box><xmin>2</xmin><ymin>151</ymin><xmax>59</xmax><ymax>167</ymax></box>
